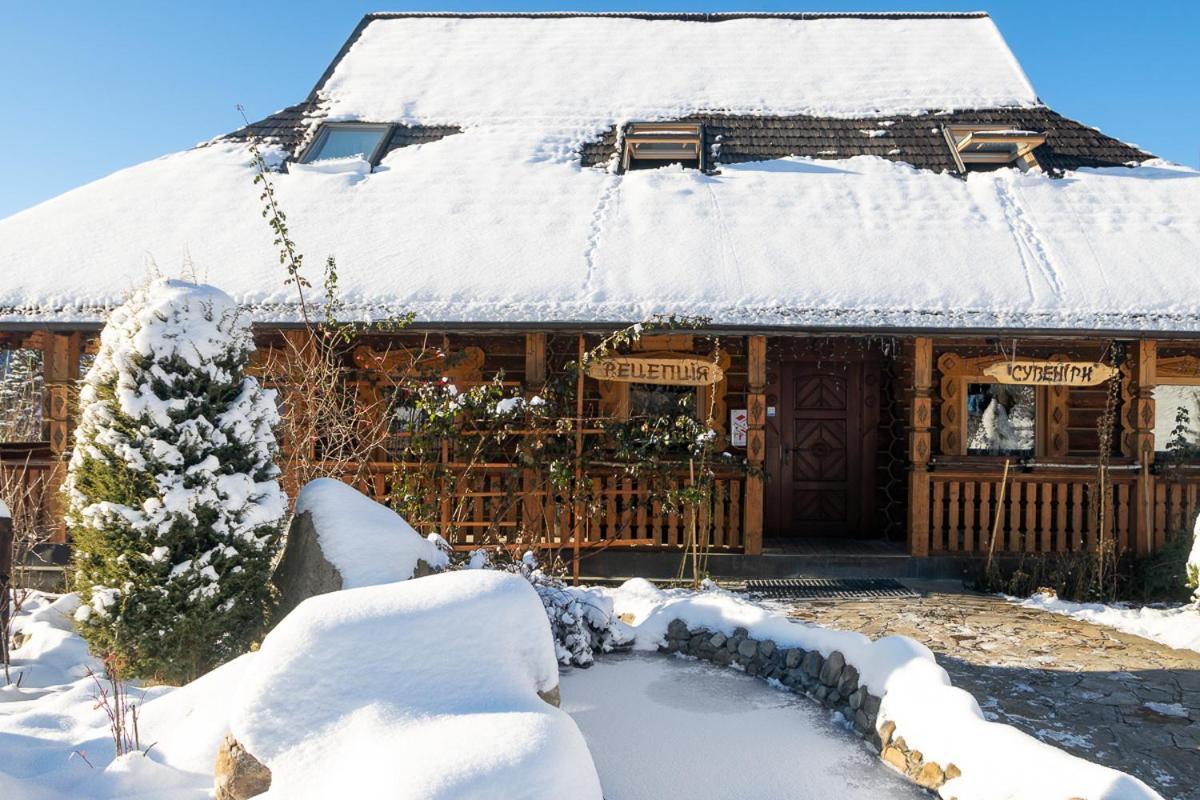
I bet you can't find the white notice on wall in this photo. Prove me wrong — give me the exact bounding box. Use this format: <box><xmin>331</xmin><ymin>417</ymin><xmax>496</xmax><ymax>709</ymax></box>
<box><xmin>730</xmin><ymin>409</ymin><xmax>748</xmax><ymax>447</ymax></box>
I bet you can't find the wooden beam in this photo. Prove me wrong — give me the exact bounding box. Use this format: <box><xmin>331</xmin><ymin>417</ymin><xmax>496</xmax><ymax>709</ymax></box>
<box><xmin>522</xmin><ymin>333</ymin><xmax>548</xmax><ymax>538</ymax></box>
<box><xmin>41</xmin><ymin>332</ymin><xmax>81</xmax><ymax>544</ymax></box>
<box><xmin>908</xmin><ymin>337</ymin><xmax>934</xmax><ymax>557</ymax></box>
<box><xmin>524</xmin><ymin>332</ymin><xmax>547</xmax><ymax>390</ymax></box>
<box><xmin>1134</xmin><ymin>339</ymin><xmax>1157</xmax><ymax>555</ymax></box>
<box><xmin>743</xmin><ymin>335</ymin><xmax>767</xmax><ymax>555</ymax></box>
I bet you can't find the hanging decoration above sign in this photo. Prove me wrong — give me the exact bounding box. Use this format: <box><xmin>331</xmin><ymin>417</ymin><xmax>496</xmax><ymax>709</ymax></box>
<box><xmin>983</xmin><ymin>361</ymin><xmax>1118</xmax><ymax>386</ymax></box>
<box><xmin>586</xmin><ymin>356</ymin><xmax>724</xmax><ymax>386</ymax></box>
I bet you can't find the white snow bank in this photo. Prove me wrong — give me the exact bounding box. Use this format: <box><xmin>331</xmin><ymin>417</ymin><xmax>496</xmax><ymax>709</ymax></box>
<box><xmin>232</xmin><ymin>570</ymin><xmax>602</xmax><ymax>799</ymax></box>
<box><xmin>0</xmin><ymin>498</ymin><xmax>10</xmax><ymax>517</ymax></box>
<box><xmin>604</xmin><ymin>579</ymin><xmax>1161</xmax><ymax>800</ymax></box>
<box><xmin>0</xmin><ymin>591</ymin><xmax>242</xmax><ymax>799</ymax></box>
<box><xmin>293</xmin><ymin>477</ymin><xmax>448</xmax><ymax>586</ymax></box>
<box><xmin>323</xmin><ymin>15</ymin><xmax>1036</xmax><ymax>124</ymax></box>
<box><xmin>1015</xmin><ymin>591</ymin><xmax>1200</xmax><ymax>654</ymax></box>
<box><xmin>2</xmin><ymin>592</ymin><xmax>96</xmax><ymax>692</ymax></box>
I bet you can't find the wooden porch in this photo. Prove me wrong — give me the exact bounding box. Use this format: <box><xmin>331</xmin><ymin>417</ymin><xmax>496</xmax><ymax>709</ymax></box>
<box><xmin>2</xmin><ymin>328</ymin><xmax>1199</xmax><ymax>570</ymax></box>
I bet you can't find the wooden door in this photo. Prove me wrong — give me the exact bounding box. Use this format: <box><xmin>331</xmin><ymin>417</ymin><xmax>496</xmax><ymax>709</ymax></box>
<box><xmin>772</xmin><ymin>360</ymin><xmax>877</xmax><ymax>538</ymax></box>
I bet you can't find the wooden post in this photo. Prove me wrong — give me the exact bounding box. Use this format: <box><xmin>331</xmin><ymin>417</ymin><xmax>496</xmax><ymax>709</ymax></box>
<box><xmin>572</xmin><ymin>335</ymin><xmax>585</xmax><ymax>583</ymax></box>
<box><xmin>41</xmin><ymin>332</ymin><xmax>81</xmax><ymax>544</ymax></box>
<box><xmin>743</xmin><ymin>335</ymin><xmax>767</xmax><ymax>555</ymax></box>
<box><xmin>1133</xmin><ymin>339</ymin><xmax>1157</xmax><ymax>555</ymax></box>
<box><xmin>1</xmin><ymin>508</ymin><xmax>12</xmax><ymax>641</ymax></box>
<box><xmin>908</xmin><ymin>337</ymin><xmax>934</xmax><ymax>557</ymax></box>
<box><xmin>522</xmin><ymin>333</ymin><xmax>548</xmax><ymax>539</ymax></box>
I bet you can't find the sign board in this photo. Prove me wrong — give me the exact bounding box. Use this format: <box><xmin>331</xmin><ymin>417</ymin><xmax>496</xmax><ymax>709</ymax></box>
<box><xmin>730</xmin><ymin>409</ymin><xmax>748</xmax><ymax>447</ymax></box>
<box><xmin>983</xmin><ymin>361</ymin><xmax>1118</xmax><ymax>387</ymax></box>
<box><xmin>586</xmin><ymin>356</ymin><xmax>724</xmax><ymax>386</ymax></box>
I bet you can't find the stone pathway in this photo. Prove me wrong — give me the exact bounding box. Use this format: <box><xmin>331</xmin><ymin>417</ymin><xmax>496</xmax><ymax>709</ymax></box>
<box><xmin>772</xmin><ymin>583</ymin><xmax>1200</xmax><ymax>800</ymax></box>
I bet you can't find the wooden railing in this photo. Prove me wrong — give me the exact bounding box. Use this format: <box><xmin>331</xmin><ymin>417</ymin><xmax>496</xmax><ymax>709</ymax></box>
<box><xmin>0</xmin><ymin>443</ymin><xmax>59</xmax><ymax>543</ymax></box>
<box><xmin>341</xmin><ymin>462</ymin><xmax>747</xmax><ymax>551</ymax></box>
<box><xmin>927</xmin><ymin>467</ymin><xmax>1200</xmax><ymax>555</ymax></box>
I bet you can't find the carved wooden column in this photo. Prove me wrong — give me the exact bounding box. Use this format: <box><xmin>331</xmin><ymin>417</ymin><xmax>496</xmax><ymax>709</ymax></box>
<box><xmin>522</xmin><ymin>333</ymin><xmax>548</xmax><ymax>538</ymax></box>
<box><xmin>42</xmin><ymin>331</ymin><xmax>81</xmax><ymax>543</ymax></box>
<box><xmin>1133</xmin><ymin>339</ymin><xmax>1157</xmax><ymax>555</ymax></box>
<box><xmin>743</xmin><ymin>335</ymin><xmax>767</xmax><ymax>555</ymax></box>
<box><xmin>908</xmin><ymin>337</ymin><xmax>934</xmax><ymax>557</ymax></box>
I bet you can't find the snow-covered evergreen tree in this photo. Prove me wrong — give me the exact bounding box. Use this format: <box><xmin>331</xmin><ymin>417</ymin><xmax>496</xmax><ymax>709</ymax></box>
<box><xmin>67</xmin><ymin>279</ymin><xmax>286</xmax><ymax>682</ymax></box>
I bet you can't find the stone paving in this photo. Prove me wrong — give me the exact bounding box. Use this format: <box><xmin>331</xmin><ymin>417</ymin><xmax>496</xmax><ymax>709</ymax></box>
<box><xmin>774</xmin><ymin>583</ymin><xmax>1200</xmax><ymax>800</ymax></box>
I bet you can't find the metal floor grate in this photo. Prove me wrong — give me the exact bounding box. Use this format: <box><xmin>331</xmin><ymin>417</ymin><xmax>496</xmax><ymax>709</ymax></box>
<box><xmin>742</xmin><ymin>577</ymin><xmax>917</xmax><ymax>600</ymax></box>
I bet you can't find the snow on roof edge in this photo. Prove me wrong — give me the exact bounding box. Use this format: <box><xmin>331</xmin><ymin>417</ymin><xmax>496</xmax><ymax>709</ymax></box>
<box><xmin>4</xmin><ymin>301</ymin><xmax>1200</xmax><ymax>336</ymax></box>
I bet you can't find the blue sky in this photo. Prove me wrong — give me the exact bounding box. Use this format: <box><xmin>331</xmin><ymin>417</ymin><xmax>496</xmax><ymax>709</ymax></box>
<box><xmin>1</xmin><ymin>1</ymin><xmax>1196</xmax><ymax>219</ymax></box>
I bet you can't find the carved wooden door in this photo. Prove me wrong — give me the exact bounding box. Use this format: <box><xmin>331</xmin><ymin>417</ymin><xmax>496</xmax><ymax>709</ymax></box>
<box><xmin>778</xmin><ymin>362</ymin><xmax>865</xmax><ymax>537</ymax></box>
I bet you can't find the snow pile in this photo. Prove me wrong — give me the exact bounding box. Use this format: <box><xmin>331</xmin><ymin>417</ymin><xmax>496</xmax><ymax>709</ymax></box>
<box><xmin>0</xmin><ymin>591</ymin><xmax>240</xmax><ymax>799</ymax></box>
<box><xmin>323</xmin><ymin>15</ymin><xmax>1037</xmax><ymax>124</ymax></box>
<box><xmin>2</xmin><ymin>593</ymin><xmax>96</xmax><ymax>692</ymax></box>
<box><xmin>293</xmin><ymin>477</ymin><xmax>448</xmax><ymax>587</ymax></box>
<box><xmin>604</xmin><ymin>579</ymin><xmax>1161</xmax><ymax>800</ymax></box>
<box><xmin>3</xmin><ymin>575</ymin><xmax>603</xmax><ymax>799</ymax></box>
<box><xmin>468</xmin><ymin>550</ymin><xmax>632</xmax><ymax>666</ymax></box>
<box><xmin>231</xmin><ymin>570</ymin><xmax>602</xmax><ymax>799</ymax></box>
<box><xmin>1016</xmin><ymin>591</ymin><xmax>1200</xmax><ymax>654</ymax></box>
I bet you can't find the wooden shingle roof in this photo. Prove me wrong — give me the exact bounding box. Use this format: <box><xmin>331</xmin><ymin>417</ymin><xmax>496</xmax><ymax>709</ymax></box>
<box><xmin>581</xmin><ymin>108</ymin><xmax>1151</xmax><ymax>174</ymax></box>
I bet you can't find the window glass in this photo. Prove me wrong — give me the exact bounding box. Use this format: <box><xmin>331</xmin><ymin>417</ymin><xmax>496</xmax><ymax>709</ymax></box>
<box><xmin>629</xmin><ymin>384</ymin><xmax>694</xmax><ymax>419</ymax></box>
<box><xmin>966</xmin><ymin>383</ymin><xmax>1035</xmax><ymax>456</ymax></box>
<box><xmin>0</xmin><ymin>348</ymin><xmax>43</xmax><ymax>442</ymax></box>
<box><xmin>1153</xmin><ymin>385</ymin><xmax>1200</xmax><ymax>455</ymax></box>
<box><xmin>304</xmin><ymin>126</ymin><xmax>388</xmax><ymax>163</ymax></box>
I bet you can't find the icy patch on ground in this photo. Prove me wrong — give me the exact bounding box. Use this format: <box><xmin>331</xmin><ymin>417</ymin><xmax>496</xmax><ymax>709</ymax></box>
<box><xmin>561</xmin><ymin>652</ymin><xmax>923</xmax><ymax>800</ymax></box>
<box><xmin>1013</xmin><ymin>592</ymin><xmax>1200</xmax><ymax>654</ymax></box>
<box><xmin>603</xmin><ymin>579</ymin><xmax>1162</xmax><ymax>800</ymax></box>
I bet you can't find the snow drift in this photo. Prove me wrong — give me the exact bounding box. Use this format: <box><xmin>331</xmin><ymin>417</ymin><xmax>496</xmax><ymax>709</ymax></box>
<box><xmin>232</xmin><ymin>570</ymin><xmax>603</xmax><ymax>799</ymax></box>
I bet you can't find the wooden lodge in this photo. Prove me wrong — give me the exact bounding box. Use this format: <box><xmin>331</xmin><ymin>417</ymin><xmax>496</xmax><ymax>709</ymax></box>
<box><xmin>1</xmin><ymin>13</ymin><xmax>1198</xmax><ymax>576</ymax></box>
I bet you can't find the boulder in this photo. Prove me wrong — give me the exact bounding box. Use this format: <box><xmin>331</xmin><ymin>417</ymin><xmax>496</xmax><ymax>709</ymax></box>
<box><xmin>538</xmin><ymin>684</ymin><xmax>562</xmax><ymax>708</ymax></box>
<box><xmin>272</xmin><ymin>479</ymin><xmax>445</xmax><ymax>619</ymax></box>
<box><xmin>214</xmin><ymin>734</ymin><xmax>271</xmax><ymax>800</ymax></box>
<box><xmin>819</xmin><ymin>650</ymin><xmax>845</xmax><ymax>687</ymax></box>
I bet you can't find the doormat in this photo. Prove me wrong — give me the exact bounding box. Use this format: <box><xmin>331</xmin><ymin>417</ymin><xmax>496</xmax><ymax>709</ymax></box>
<box><xmin>741</xmin><ymin>577</ymin><xmax>917</xmax><ymax>601</ymax></box>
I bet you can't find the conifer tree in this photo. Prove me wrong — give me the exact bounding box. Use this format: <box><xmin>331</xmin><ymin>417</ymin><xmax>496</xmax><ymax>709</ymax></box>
<box><xmin>67</xmin><ymin>279</ymin><xmax>286</xmax><ymax>682</ymax></box>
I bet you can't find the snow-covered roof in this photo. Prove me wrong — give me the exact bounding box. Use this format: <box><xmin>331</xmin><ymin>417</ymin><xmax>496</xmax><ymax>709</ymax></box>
<box><xmin>1</xmin><ymin>13</ymin><xmax>1197</xmax><ymax>333</ymax></box>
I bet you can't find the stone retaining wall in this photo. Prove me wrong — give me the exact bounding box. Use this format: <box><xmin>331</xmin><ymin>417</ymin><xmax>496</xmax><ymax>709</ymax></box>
<box><xmin>660</xmin><ymin>618</ymin><xmax>959</xmax><ymax>794</ymax></box>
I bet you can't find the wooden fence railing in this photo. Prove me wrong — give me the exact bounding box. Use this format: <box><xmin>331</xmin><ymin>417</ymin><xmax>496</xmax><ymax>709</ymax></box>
<box><xmin>928</xmin><ymin>468</ymin><xmax>1200</xmax><ymax>556</ymax></box>
<box><xmin>0</xmin><ymin>443</ymin><xmax>57</xmax><ymax>543</ymax></box>
<box><xmin>340</xmin><ymin>462</ymin><xmax>747</xmax><ymax>551</ymax></box>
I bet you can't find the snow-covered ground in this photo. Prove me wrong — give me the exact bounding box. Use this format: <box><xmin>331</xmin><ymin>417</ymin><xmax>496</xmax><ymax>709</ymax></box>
<box><xmin>1012</xmin><ymin>592</ymin><xmax>1200</xmax><ymax>655</ymax></box>
<box><xmin>3</xmin><ymin>578</ymin><xmax>1164</xmax><ymax>800</ymax></box>
<box><xmin>561</xmin><ymin>652</ymin><xmax>924</xmax><ymax>799</ymax></box>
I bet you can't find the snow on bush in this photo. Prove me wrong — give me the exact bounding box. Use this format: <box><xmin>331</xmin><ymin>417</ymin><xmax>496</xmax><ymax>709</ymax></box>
<box><xmin>66</xmin><ymin>279</ymin><xmax>286</xmax><ymax>682</ymax></box>
<box><xmin>294</xmin><ymin>477</ymin><xmax>448</xmax><ymax>586</ymax></box>
<box><xmin>604</xmin><ymin>579</ymin><xmax>1161</xmax><ymax>800</ymax></box>
<box><xmin>231</xmin><ymin>571</ymin><xmax>603</xmax><ymax>799</ymax></box>
<box><xmin>467</xmin><ymin>549</ymin><xmax>632</xmax><ymax>667</ymax></box>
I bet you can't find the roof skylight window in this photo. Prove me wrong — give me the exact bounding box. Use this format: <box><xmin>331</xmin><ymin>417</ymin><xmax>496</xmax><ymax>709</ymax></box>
<box><xmin>945</xmin><ymin>125</ymin><xmax>1046</xmax><ymax>172</ymax></box>
<box><xmin>621</xmin><ymin>122</ymin><xmax>704</xmax><ymax>171</ymax></box>
<box><xmin>300</xmin><ymin>123</ymin><xmax>393</xmax><ymax>165</ymax></box>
